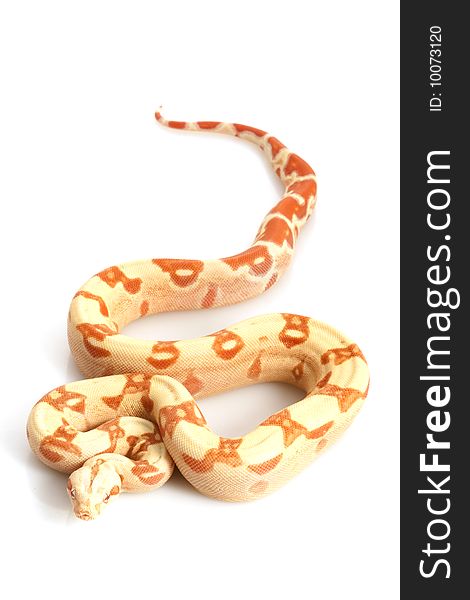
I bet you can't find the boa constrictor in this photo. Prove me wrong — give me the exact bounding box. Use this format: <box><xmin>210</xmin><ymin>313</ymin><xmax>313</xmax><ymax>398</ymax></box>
<box><xmin>27</xmin><ymin>112</ymin><xmax>369</xmax><ymax>520</ymax></box>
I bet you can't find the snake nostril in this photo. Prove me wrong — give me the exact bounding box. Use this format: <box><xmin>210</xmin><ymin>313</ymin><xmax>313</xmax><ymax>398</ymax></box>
<box><xmin>78</xmin><ymin>512</ymin><xmax>92</xmax><ymax>521</ymax></box>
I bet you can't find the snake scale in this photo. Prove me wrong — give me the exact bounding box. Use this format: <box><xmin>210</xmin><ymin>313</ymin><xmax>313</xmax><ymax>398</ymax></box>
<box><xmin>27</xmin><ymin>112</ymin><xmax>370</xmax><ymax>520</ymax></box>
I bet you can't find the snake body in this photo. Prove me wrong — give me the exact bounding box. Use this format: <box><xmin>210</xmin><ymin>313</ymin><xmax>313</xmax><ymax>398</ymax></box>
<box><xmin>27</xmin><ymin>113</ymin><xmax>369</xmax><ymax>520</ymax></box>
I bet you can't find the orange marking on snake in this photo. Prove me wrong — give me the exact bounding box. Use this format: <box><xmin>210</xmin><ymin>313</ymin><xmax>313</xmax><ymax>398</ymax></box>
<box><xmin>147</xmin><ymin>341</ymin><xmax>180</xmax><ymax>370</ymax></box>
<box><xmin>131</xmin><ymin>461</ymin><xmax>164</xmax><ymax>485</ymax></box>
<box><xmin>212</xmin><ymin>329</ymin><xmax>244</xmax><ymax>360</ymax></box>
<box><xmin>97</xmin><ymin>420</ymin><xmax>126</xmax><ymax>453</ymax></box>
<box><xmin>39</xmin><ymin>421</ymin><xmax>82</xmax><ymax>463</ymax></box>
<box><xmin>158</xmin><ymin>400</ymin><xmax>206</xmax><ymax>439</ymax></box>
<box><xmin>88</xmin><ymin>459</ymin><xmax>105</xmax><ymax>492</ymax></box>
<box><xmin>321</xmin><ymin>385</ymin><xmax>365</xmax><ymax>413</ymax></box>
<box><xmin>321</xmin><ymin>343</ymin><xmax>367</xmax><ymax>365</ymax></box>
<box><xmin>197</xmin><ymin>121</ymin><xmax>221</xmax><ymax>129</ymax></box>
<box><xmin>167</xmin><ymin>120</ymin><xmax>186</xmax><ymax>129</ymax></box>
<box><xmin>97</xmin><ymin>266</ymin><xmax>142</xmax><ymax>294</ymax></box>
<box><xmin>265</xmin><ymin>273</ymin><xmax>278</xmax><ymax>291</ymax></box>
<box><xmin>316</xmin><ymin>371</ymin><xmax>366</xmax><ymax>412</ymax></box>
<box><xmin>292</xmin><ymin>360</ymin><xmax>305</xmax><ymax>382</ymax></box>
<box><xmin>42</xmin><ymin>386</ymin><xmax>86</xmax><ymax>414</ymax></box>
<box><xmin>126</xmin><ymin>435</ymin><xmax>139</xmax><ymax>455</ymax></box>
<box><xmin>256</xmin><ymin>217</ymin><xmax>294</xmax><ymax>248</ymax></box>
<box><xmin>283</xmin><ymin>153</ymin><xmax>314</xmax><ymax>178</ymax></box>
<box><xmin>123</xmin><ymin>373</ymin><xmax>154</xmax><ymax>394</ymax></box>
<box><xmin>182</xmin><ymin>438</ymin><xmax>243</xmax><ymax>473</ymax></box>
<box><xmin>140</xmin><ymin>300</ymin><xmax>149</xmax><ymax>316</ymax></box>
<box><xmin>248</xmin><ymin>454</ymin><xmax>282</xmax><ymax>474</ymax></box>
<box><xmin>233</xmin><ymin>123</ymin><xmax>265</xmax><ymax>137</ymax></box>
<box><xmin>261</xmin><ymin>408</ymin><xmax>333</xmax><ymax>447</ymax></box>
<box><xmin>183</xmin><ymin>371</ymin><xmax>204</xmax><ymax>395</ymax></box>
<box><xmin>222</xmin><ymin>245</ymin><xmax>273</xmax><ymax>277</ymax></box>
<box><xmin>141</xmin><ymin>395</ymin><xmax>154</xmax><ymax>414</ymax></box>
<box><xmin>271</xmin><ymin>196</ymin><xmax>308</xmax><ymax>221</ymax></box>
<box><xmin>247</xmin><ymin>354</ymin><xmax>262</xmax><ymax>379</ymax></box>
<box><xmin>268</xmin><ymin>136</ymin><xmax>285</xmax><ymax>157</ymax></box>
<box><xmin>202</xmin><ymin>284</ymin><xmax>217</xmax><ymax>308</ymax></box>
<box><xmin>152</xmin><ymin>258</ymin><xmax>204</xmax><ymax>287</ymax></box>
<box><xmin>279</xmin><ymin>314</ymin><xmax>310</xmax><ymax>349</ymax></box>
<box><xmin>287</xmin><ymin>179</ymin><xmax>317</xmax><ymax>201</ymax></box>
<box><xmin>102</xmin><ymin>394</ymin><xmax>122</xmax><ymax>411</ymax></box>
<box><xmin>306</xmin><ymin>421</ymin><xmax>335</xmax><ymax>439</ymax></box>
<box><xmin>73</xmin><ymin>291</ymin><xmax>109</xmax><ymax>317</ymax></box>
<box><xmin>102</xmin><ymin>373</ymin><xmax>154</xmax><ymax>411</ymax></box>
<box><xmin>128</xmin><ymin>431</ymin><xmax>162</xmax><ymax>459</ymax></box>
<box><xmin>76</xmin><ymin>322</ymin><xmax>118</xmax><ymax>358</ymax></box>
<box><xmin>110</xmin><ymin>485</ymin><xmax>120</xmax><ymax>496</ymax></box>
<box><xmin>316</xmin><ymin>371</ymin><xmax>333</xmax><ymax>388</ymax></box>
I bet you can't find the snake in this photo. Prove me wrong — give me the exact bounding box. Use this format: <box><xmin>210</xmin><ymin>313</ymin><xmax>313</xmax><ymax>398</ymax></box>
<box><xmin>27</xmin><ymin>112</ymin><xmax>370</xmax><ymax>520</ymax></box>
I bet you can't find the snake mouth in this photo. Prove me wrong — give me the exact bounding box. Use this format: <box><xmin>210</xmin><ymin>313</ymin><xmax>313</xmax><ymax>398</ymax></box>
<box><xmin>76</xmin><ymin>511</ymin><xmax>94</xmax><ymax>521</ymax></box>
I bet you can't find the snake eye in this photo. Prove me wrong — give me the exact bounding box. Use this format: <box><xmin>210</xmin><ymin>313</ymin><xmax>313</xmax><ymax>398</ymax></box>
<box><xmin>103</xmin><ymin>493</ymin><xmax>110</xmax><ymax>504</ymax></box>
<box><xmin>70</xmin><ymin>489</ymin><xmax>76</xmax><ymax>499</ymax></box>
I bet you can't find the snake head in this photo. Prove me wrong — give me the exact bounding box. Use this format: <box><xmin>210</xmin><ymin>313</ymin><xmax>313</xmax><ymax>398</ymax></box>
<box><xmin>67</xmin><ymin>458</ymin><xmax>122</xmax><ymax>520</ymax></box>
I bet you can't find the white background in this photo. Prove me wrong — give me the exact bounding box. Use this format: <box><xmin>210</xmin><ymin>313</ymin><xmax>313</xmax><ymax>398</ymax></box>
<box><xmin>0</xmin><ymin>1</ymin><xmax>399</xmax><ymax>598</ymax></box>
